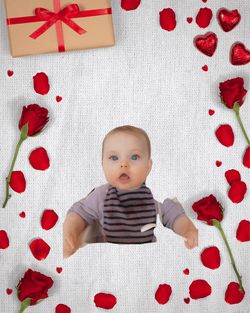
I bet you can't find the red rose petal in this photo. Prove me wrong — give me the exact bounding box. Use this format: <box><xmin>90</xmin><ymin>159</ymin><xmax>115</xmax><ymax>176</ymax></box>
<box><xmin>196</xmin><ymin>7</ymin><xmax>213</xmax><ymax>28</ymax></box>
<box><xmin>186</xmin><ymin>17</ymin><xmax>193</xmax><ymax>24</ymax></box>
<box><xmin>9</xmin><ymin>171</ymin><xmax>26</xmax><ymax>193</ymax></box>
<box><xmin>121</xmin><ymin>0</ymin><xmax>141</xmax><ymax>11</ymax></box>
<box><xmin>225</xmin><ymin>282</ymin><xmax>245</xmax><ymax>304</ymax></box>
<box><xmin>184</xmin><ymin>297</ymin><xmax>190</xmax><ymax>304</ymax></box>
<box><xmin>230</xmin><ymin>42</ymin><xmax>250</xmax><ymax>66</ymax></box>
<box><xmin>41</xmin><ymin>209</ymin><xmax>58</xmax><ymax>230</ymax></box>
<box><xmin>216</xmin><ymin>160</ymin><xmax>222</xmax><ymax>167</ymax></box>
<box><xmin>155</xmin><ymin>283</ymin><xmax>172</xmax><ymax>304</ymax></box>
<box><xmin>200</xmin><ymin>246</ymin><xmax>221</xmax><ymax>269</ymax></box>
<box><xmin>208</xmin><ymin>109</ymin><xmax>215</xmax><ymax>116</ymax></box>
<box><xmin>33</xmin><ymin>72</ymin><xmax>50</xmax><ymax>95</ymax></box>
<box><xmin>202</xmin><ymin>0</ymin><xmax>207</xmax><ymax>2</ymax></box>
<box><xmin>189</xmin><ymin>279</ymin><xmax>212</xmax><ymax>299</ymax></box>
<box><xmin>29</xmin><ymin>238</ymin><xmax>50</xmax><ymax>261</ymax></box>
<box><xmin>6</xmin><ymin>288</ymin><xmax>13</xmax><ymax>295</ymax></box>
<box><xmin>202</xmin><ymin>64</ymin><xmax>208</xmax><ymax>71</ymax></box>
<box><xmin>94</xmin><ymin>293</ymin><xmax>117</xmax><ymax>309</ymax></box>
<box><xmin>243</xmin><ymin>147</ymin><xmax>250</xmax><ymax>168</ymax></box>
<box><xmin>236</xmin><ymin>220</ymin><xmax>250</xmax><ymax>242</ymax></box>
<box><xmin>7</xmin><ymin>70</ymin><xmax>14</xmax><ymax>77</ymax></box>
<box><xmin>215</xmin><ymin>124</ymin><xmax>234</xmax><ymax>147</ymax></box>
<box><xmin>183</xmin><ymin>268</ymin><xmax>190</xmax><ymax>275</ymax></box>
<box><xmin>56</xmin><ymin>267</ymin><xmax>63</xmax><ymax>274</ymax></box>
<box><xmin>55</xmin><ymin>304</ymin><xmax>71</xmax><ymax>313</ymax></box>
<box><xmin>194</xmin><ymin>32</ymin><xmax>218</xmax><ymax>57</ymax></box>
<box><xmin>56</xmin><ymin>96</ymin><xmax>62</xmax><ymax>102</ymax></box>
<box><xmin>225</xmin><ymin>169</ymin><xmax>241</xmax><ymax>185</ymax></box>
<box><xmin>19</xmin><ymin>211</ymin><xmax>26</xmax><ymax>218</ymax></box>
<box><xmin>29</xmin><ymin>147</ymin><xmax>50</xmax><ymax>171</ymax></box>
<box><xmin>0</xmin><ymin>230</ymin><xmax>9</xmax><ymax>249</ymax></box>
<box><xmin>159</xmin><ymin>8</ymin><xmax>176</xmax><ymax>31</ymax></box>
<box><xmin>228</xmin><ymin>180</ymin><xmax>247</xmax><ymax>203</ymax></box>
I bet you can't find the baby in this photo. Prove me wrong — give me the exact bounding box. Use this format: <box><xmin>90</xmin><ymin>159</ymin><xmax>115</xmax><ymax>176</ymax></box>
<box><xmin>63</xmin><ymin>125</ymin><xmax>198</xmax><ymax>257</ymax></box>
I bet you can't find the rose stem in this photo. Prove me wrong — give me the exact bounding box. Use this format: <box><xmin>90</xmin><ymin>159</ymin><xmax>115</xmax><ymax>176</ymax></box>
<box><xmin>2</xmin><ymin>124</ymin><xmax>28</xmax><ymax>208</ymax></box>
<box><xmin>2</xmin><ymin>136</ymin><xmax>24</xmax><ymax>208</ymax></box>
<box><xmin>18</xmin><ymin>299</ymin><xmax>30</xmax><ymax>313</ymax></box>
<box><xmin>213</xmin><ymin>219</ymin><xmax>243</xmax><ymax>292</ymax></box>
<box><xmin>233</xmin><ymin>103</ymin><xmax>250</xmax><ymax>146</ymax></box>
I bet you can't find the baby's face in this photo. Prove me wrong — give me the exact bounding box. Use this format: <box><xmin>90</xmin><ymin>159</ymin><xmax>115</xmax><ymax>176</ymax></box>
<box><xmin>102</xmin><ymin>132</ymin><xmax>152</xmax><ymax>190</ymax></box>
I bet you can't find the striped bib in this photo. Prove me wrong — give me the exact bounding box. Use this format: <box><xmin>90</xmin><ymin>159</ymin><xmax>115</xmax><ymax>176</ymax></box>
<box><xmin>103</xmin><ymin>184</ymin><xmax>157</xmax><ymax>244</ymax></box>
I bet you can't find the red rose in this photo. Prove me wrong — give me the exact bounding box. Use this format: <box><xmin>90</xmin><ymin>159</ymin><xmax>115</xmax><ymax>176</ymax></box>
<box><xmin>219</xmin><ymin>77</ymin><xmax>247</xmax><ymax>109</ymax></box>
<box><xmin>17</xmin><ymin>269</ymin><xmax>53</xmax><ymax>306</ymax></box>
<box><xmin>192</xmin><ymin>194</ymin><xmax>223</xmax><ymax>225</ymax></box>
<box><xmin>19</xmin><ymin>104</ymin><xmax>49</xmax><ymax>136</ymax></box>
<box><xmin>193</xmin><ymin>195</ymin><xmax>244</xmax><ymax>292</ymax></box>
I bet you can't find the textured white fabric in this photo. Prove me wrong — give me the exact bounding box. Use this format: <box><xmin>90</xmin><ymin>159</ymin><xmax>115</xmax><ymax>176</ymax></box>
<box><xmin>0</xmin><ymin>0</ymin><xmax>250</xmax><ymax>312</ymax></box>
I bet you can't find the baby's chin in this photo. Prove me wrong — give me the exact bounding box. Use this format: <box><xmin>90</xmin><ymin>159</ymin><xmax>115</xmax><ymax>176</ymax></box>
<box><xmin>110</xmin><ymin>180</ymin><xmax>143</xmax><ymax>191</ymax></box>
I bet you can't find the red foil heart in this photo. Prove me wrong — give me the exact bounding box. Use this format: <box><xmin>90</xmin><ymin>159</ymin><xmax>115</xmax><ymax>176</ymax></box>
<box><xmin>230</xmin><ymin>42</ymin><xmax>250</xmax><ymax>65</ymax></box>
<box><xmin>217</xmin><ymin>9</ymin><xmax>241</xmax><ymax>32</ymax></box>
<box><xmin>194</xmin><ymin>32</ymin><xmax>218</xmax><ymax>57</ymax></box>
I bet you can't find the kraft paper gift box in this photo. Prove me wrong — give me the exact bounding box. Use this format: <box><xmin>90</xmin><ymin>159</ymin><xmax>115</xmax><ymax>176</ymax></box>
<box><xmin>4</xmin><ymin>0</ymin><xmax>115</xmax><ymax>57</ymax></box>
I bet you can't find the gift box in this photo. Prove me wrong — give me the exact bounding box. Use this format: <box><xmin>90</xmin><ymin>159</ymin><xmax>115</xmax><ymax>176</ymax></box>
<box><xmin>4</xmin><ymin>0</ymin><xmax>115</xmax><ymax>57</ymax></box>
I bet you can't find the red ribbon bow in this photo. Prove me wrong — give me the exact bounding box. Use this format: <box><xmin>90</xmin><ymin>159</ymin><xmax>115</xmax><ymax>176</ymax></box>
<box><xmin>30</xmin><ymin>4</ymin><xmax>86</xmax><ymax>39</ymax></box>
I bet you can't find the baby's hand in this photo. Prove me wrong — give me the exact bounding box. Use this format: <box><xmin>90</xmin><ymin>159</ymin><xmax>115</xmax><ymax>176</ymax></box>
<box><xmin>63</xmin><ymin>212</ymin><xmax>87</xmax><ymax>258</ymax></box>
<box><xmin>184</xmin><ymin>229</ymin><xmax>198</xmax><ymax>249</ymax></box>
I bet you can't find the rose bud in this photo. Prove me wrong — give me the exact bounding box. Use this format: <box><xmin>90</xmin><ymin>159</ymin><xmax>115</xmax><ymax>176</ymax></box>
<box><xmin>19</xmin><ymin>104</ymin><xmax>49</xmax><ymax>137</ymax></box>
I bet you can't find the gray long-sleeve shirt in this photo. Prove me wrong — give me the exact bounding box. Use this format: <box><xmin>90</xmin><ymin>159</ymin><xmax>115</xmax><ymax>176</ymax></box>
<box><xmin>68</xmin><ymin>183</ymin><xmax>186</xmax><ymax>244</ymax></box>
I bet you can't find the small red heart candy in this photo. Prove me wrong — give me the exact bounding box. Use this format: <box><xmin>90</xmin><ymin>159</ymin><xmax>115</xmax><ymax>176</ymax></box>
<box><xmin>56</xmin><ymin>96</ymin><xmax>62</xmax><ymax>102</ymax></box>
<box><xmin>216</xmin><ymin>160</ymin><xmax>222</xmax><ymax>167</ymax></box>
<box><xmin>19</xmin><ymin>211</ymin><xmax>26</xmax><ymax>218</ymax></box>
<box><xmin>194</xmin><ymin>32</ymin><xmax>218</xmax><ymax>57</ymax></box>
<box><xmin>230</xmin><ymin>42</ymin><xmax>250</xmax><ymax>65</ymax></box>
<box><xmin>7</xmin><ymin>70</ymin><xmax>14</xmax><ymax>77</ymax></box>
<box><xmin>217</xmin><ymin>9</ymin><xmax>241</xmax><ymax>32</ymax></box>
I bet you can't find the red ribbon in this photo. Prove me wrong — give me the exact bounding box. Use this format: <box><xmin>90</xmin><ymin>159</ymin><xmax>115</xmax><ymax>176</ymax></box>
<box><xmin>7</xmin><ymin>1</ymin><xmax>112</xmax><ymax>52</ymax></box>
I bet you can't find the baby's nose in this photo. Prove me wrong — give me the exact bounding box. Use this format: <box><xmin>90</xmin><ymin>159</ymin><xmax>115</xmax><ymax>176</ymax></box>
<box><xmin>120</xmin><ymin>160</ymin><xmax>128</xmax><ymax>167</ymax></box>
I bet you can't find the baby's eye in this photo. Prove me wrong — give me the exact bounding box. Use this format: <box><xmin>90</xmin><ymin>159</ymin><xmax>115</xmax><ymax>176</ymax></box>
<box><xmin>131</xmin><ymin>154</ymin><xmax>140</xmax><ymax>160</ymax></box>
<box><xmin>109</xmin><ymin>155</ymin><xmax>118</xmax><ymax>161</ymax></box>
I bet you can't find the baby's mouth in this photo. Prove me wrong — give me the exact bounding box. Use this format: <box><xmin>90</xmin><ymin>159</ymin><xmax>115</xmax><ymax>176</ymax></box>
<box><xmin>119</xmin><ymin>173</ymin><xmax>130</xmax><ymax>182</ymax></box>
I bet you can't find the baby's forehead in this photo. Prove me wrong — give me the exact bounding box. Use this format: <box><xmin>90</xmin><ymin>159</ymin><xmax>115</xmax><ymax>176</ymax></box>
<box><xmin>105</xmin><ymin>131</ymin><xmax>144</xmax><ymax>144</ymax></box>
